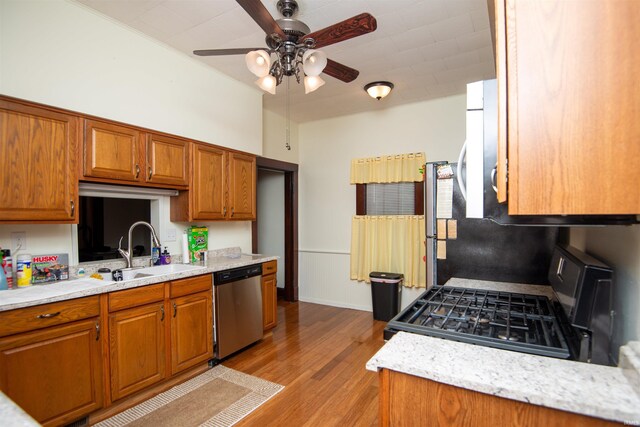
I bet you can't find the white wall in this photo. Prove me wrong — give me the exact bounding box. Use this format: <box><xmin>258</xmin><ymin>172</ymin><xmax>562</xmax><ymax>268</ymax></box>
<box><xmin>262</xmin><ymin>108</ymin><xmax>299</xmax><ymax>164</ymax></box>
<box><xmin>257</xmin><ymin>170</ymin><xmax>285</xmax><ymax>288</ymax></box>
<box><xmin>298</xmin><ymin>94</ymin><xmax>467</xmax><ymax>311</ymax></box>
<box><xmin>0</xmin><ymin>0</ymin><xmax>260</xmax><ymax>260</ymax></box>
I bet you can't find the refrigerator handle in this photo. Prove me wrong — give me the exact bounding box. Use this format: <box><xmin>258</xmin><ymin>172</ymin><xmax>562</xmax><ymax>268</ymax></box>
<box><xmin>456</xmin><ymin>141</ymin><xmax>467</xmax><ymax>200</ymax></box>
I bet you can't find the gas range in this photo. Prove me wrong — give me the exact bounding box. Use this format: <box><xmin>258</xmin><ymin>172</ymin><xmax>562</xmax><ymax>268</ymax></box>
<box><xmin>384</xmin><ymin>286</ymin><xmax>571</xmax><ymax>359</ymax></box>
<box><xmin>385</xmin><ymin>245</ymin><xmax>615</xmax><ymax>365</ymax></box>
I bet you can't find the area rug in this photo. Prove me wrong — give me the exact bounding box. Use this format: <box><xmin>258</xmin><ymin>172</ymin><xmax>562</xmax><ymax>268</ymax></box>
<box><xmin>96</xmin><ymin>365</ymin><xmax>284</xmax><ymax>427</ymax></box>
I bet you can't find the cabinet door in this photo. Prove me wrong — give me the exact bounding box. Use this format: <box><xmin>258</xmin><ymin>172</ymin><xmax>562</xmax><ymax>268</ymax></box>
<box><xmin>170</xmin><ymin>291</ymin><xmax>213</xmax><ymax>375</ymax></box>
<box><xmin>0</xmin><ymin>98</ymin><xmax>78</xmax><ymax>223</ymax></box>
<box><xmin>228</xmin><ymin>152</ymin><xmax>256</xmax><ymax>220</ymax></box>
<box><xmin>0</xmin><ymin>318</ymin><xmax>103</xmax><ymax>427</ymax></box>
<box><xmin>146</xmin><ymin>134</ymin><xmax>188</xmax><ymax>187</ymax></box>
<box><xmin>192</xmin><ymin>143</ymin><xmax>227</xmax><ymax>220</ymax></box>
<box><xmin>262</xmin><ymin>273</ymin><xmax>277</xmax><ymax>331</ymax></box>
<box><xmin>500</xmin><ymin>0</ymin><xmax>640</xmax><ymax>215</ymax></box>
<box><xmin>84</xmin><ymin>119</ymin><xmax>142</xmax><ymax>182</ymax></box>
<box><xmin>109</xmin><ymin>303</ymin><xmax>165</xmax><ymax>401</ymax></box>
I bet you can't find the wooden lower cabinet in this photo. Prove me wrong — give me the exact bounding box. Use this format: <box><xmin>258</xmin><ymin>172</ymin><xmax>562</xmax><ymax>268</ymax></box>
<box><xmin>108</xmin><ymin>303</ymin><xmax>166</xmax><ymax>401</ymax></box>
<box><xmin>378</xmin><ymin>369</ymin><xmax>617</xmax><ymax>427</ymax></box>
<box><xmin>170</xmin><ymin>291</ymin><xmax>213</xmax><ymax>375</ymax></box>
<box><xmin>0</xmin><ymin>318</ymin><xmax>103</xmax><ymax>426</ymax></box>
<box><xmin>262</xmin><ymin>261</ymin><xmax>278</xmax><ymax>331</ymax></box>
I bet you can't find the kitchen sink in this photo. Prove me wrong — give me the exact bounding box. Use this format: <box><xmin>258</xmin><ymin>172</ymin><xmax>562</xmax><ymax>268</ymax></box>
<box><xmin>120</xmin><ymin>264</ymin><xmax>206</xmax><ymax>281</ymax></box>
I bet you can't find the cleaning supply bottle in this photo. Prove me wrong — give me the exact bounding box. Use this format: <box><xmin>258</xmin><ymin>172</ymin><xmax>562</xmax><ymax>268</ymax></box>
<box><xmin>1</xmin><ymin>250</ymin><xmax>12</xmax><ymax>289</ymax></box>
<box><xmin>161</xmin><ymin>247</ymin><xmax>171</xmax><ymax>265</ymax></box>
<box><xmin>0</xmin><ymin>266</ymin><xmax>8</xmax><ymax>291</ymax></box>
<box><xmin>16</xmin><ymin>254</ymin><xmax>32</xmax><ymax>287</ymax></box>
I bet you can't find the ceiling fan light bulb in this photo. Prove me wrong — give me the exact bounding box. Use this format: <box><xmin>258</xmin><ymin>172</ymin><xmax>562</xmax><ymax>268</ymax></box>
<box><xmin>302</xmin><ymin>49</ymin><xmax>327</xmax><ymax>77</ymax></box>
<box><xmin>245</xmin><ymin>50</ymin><xmax>271</xmax><ymax>77</ymax></box>
<box><xmin>364</xmin><ymin>81</ymin><xmax>394</xmax><ymax>100</ymax></box>
<box><xmin>255</xmin><ymin>75</ymin><xmax>277</xmax><ymax>94</ymax></box>
<box><xmin>304</xmin><ymin>75</ymin><xmax>325</xmax><ymax>94</ymax></box>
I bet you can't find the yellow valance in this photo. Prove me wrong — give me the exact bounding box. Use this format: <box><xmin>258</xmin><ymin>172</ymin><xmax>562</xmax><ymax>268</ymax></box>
<box><xmin>350</xmin><ymin>152</ymin><xmax>426</xmax><ymax>184</ymax></box>
<box><xmin>350</xmin><ymin>215</ymin><xmax>426</xmax><ymax>288</ymax></box>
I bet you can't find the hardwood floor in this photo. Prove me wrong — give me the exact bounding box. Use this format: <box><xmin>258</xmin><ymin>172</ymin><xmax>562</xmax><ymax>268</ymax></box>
<box><xmin>224</xmin><ymin>300</ymin><xmax>387</xmax><ymax>426</ymax></box>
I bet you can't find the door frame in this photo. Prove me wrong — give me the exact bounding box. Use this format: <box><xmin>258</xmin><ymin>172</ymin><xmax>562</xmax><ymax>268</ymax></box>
<box><xmin>252</xmin><ymin>157</ymin><xmax>298</xmax><ymax>301</ymax></box>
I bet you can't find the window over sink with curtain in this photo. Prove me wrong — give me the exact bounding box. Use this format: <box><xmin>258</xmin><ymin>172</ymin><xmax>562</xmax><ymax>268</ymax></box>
<box><xmin>350</xmin><ymin>153</ymin><xmax>426</xmax><ymax>288</ymax></box>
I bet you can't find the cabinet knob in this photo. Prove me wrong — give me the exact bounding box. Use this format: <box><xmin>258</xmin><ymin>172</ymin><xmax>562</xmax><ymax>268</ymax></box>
<box><xmin>148</xmin><ymin>166</ymin><xmax>153</xmax><ymax>180</ymax></box>
<box><xmin>135</xmin><ymin>164</ymin><xmax>140</xmax><ymax>179</ymax></box>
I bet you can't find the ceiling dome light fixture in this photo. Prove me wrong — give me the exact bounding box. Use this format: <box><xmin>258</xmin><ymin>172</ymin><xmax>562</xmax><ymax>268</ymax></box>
<box><xmin>364</xmin><ymin>81</ymin><xmax>394</xmax><ymax>100</ymax></box>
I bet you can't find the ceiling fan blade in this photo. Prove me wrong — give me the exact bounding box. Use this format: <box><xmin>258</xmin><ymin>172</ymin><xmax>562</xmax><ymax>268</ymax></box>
<box><xmin>304</xmin><ymin>13</ymin><xmax>377</xmax><ymax>49</ymax></box>
<box><xmin>323</xmin><ymin>59</ymin><xmax>359</xmax><ymax>83</ymax></box>
<box><xmin>236</xmin><ymin>0</ymin><xmax>286</xmax><ymax>40</ymax></box>
<box><xmin>193</xmin><ymin>48</ymin><xmax>264</xmax><ymax>56</ymax></box>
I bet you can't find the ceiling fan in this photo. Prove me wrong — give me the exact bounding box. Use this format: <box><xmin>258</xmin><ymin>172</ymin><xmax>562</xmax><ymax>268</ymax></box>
<box><xmin>193</xmin><ymin>0</ymin><xmax>377</xmax><ymax>94</ymax></box>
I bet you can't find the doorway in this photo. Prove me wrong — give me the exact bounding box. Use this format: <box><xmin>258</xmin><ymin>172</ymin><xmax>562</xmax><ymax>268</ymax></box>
<box><xmin>253</xmin><ymin>157</ymin><xmax>298</xmax><ymax>301</ymax></box>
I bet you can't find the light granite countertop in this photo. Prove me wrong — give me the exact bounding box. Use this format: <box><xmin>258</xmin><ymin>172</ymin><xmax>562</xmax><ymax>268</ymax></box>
<box><xmin>367</xmin><ymin>277</ymin><xmax>640</xmax><ymax>424</ymax></box>
<box><xmin>0</xmin><ymin>247</ymin><xmax>276</xmax><ymax>312</ymax></box>
<box><xmin>0</xmin><ymin>392</ymin><xmax>38</xmax><ymax>427</ymax></box>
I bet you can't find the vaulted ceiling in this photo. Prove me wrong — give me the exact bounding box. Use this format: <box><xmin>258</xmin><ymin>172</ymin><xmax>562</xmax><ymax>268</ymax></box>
<box><xmin>76</xmin><ymin>0</ymin><xmax>496</xmax><ymax>122</ymax></box>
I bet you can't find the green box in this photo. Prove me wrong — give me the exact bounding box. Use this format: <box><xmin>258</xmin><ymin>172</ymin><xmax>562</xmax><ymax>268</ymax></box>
<box><xmin>187</xmin><ymin>226</ymin><xmax>208</xmax><ymax>262</ymax></box>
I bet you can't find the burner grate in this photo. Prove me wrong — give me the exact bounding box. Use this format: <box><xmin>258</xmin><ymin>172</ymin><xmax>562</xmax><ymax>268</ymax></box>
<box><xmin>387</xmin><ymin>286</ymin><xmax>570</xmax><ymax>358</ymax></box>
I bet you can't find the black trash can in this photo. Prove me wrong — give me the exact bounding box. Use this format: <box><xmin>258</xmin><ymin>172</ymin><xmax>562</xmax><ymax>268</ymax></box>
<box><xmin>370</xmin><ymin>272</ymin><xmax>403</xmax><ymax>321</ymax></box>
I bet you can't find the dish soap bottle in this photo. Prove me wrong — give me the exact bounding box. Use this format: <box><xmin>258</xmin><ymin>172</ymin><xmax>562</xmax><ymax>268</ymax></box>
<box><xmin>160</xmin><ymin>247</ymin><xmax>171</xmax><ymax>265</ymax></box>
<box><xmin>0</xmin><ymin>265</ymin><xmax>8</xmax><ymax>291</ymax></box>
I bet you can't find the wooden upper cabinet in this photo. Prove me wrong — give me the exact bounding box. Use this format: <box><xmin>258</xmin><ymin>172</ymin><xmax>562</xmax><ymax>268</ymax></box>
<box><xmin>146</xmin><ymin>134</ymin><xmax>189</xmax><ymax>187</ymax></box>
<box><xmin>192</xmin><ymin>143</ymin><xmax>227</xmax><ymax>220</ymax></box>
<box><xmin>171</xmin><ymin>144</ymin><xmax>256</xmax><ymax>222</ymax></box>
<box><xmin>0</xmin><ymin>98</ymin><xmax>79</xmax><ymax>223</ymax></box>
<box><xmin>496</xmin><ymin>0</ymin><xmax>640</xmax><ymax>215</ymax></box>
<box><xmin>84</xmin><ymin>119</ymin><xmax>142</xmax><ymax>182</ymax></box>
<box><xmin>228</xmin><ymin>152</ymin><xmax>256</xmax><ymax>220</ymax></box>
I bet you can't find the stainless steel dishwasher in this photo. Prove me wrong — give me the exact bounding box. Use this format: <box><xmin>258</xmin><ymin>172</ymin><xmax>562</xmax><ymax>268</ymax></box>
<box><xmin>213</xmin><ymin>264</ymin><xmax>263</xmax><ymax>359</ymax></box>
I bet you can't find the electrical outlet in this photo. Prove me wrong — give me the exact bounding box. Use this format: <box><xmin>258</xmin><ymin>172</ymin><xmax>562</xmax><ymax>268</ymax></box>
<box><xmin>166</xmin><ymin>227</ymin><xmax>177</xmax><ymax>242</ymax></box>
<box><xmin>11</xmin><ymin>231</ymin><xmax>26</xmax><ymax>251</ymax></box>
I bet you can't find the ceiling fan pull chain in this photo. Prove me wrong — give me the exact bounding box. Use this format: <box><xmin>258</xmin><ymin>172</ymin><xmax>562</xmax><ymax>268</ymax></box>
<box><xmin>286</xmin><ymin>77</ymin><xmax>291</xmax><ymax>151</ymax></box>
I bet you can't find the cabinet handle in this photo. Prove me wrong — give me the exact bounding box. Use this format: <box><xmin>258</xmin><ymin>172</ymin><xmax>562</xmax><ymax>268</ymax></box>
<box><xmin>173</xmin><ymin>302</ymin><xmax>177</xmax><ymax>318</ymax></box>
<box><xmin>490</xmin><ymin>163</ymin><xmax>498</xmax><ymax>194</ymax></box>
<box><xmin>148</xmin><ymin>166</ymin><xmax>153</xmax><ymax>180</ymax></box>
<box><xmin>231</xmin><ymin>207</ymin><xmax>235</xmax><ymax>217</ymax></box>
<box><xmin>70</xmin><ymin>200</ymin><xmax>75</xmax><ymax>217</ymax></box>
<box><xmin>36</xmin><ymin>311</ymin><xmax>61</xmax><ymax>319</ymax></box>
<box><xmin>95</xmin><ymin>322</ymin><xmax>100</xmax><ymax>341</ymax></box>
<box><xmin>160</xmin><ymin>305</ymin><xmax>165</xmax><ymax>321</ymax></box>
<box><xmin>223</xmin><ymin>206</ymin><xmax>227</xmax><ymax>216</ymax></box>
<box><xmin>135</xmin><ymin>164</ymin><xmax>140</xmax><ymax>179</ymax></box>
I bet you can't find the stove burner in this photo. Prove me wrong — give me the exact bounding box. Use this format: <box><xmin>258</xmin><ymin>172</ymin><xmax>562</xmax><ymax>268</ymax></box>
<box><xmin>469</xmin><ymin>316</ymin><xmax>491</xmax><ymax>325</ymax></box>
<box><xmin>497</xmin><ymin>333</ymin><xmax>520</xmax><ymax>342</ymax></box>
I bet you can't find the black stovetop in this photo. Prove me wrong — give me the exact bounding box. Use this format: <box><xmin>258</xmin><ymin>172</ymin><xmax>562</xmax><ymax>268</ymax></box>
<box><xmin>385</xmin><ymin>286</ymin><xmax>571</xmax><ymax>359</ymax></box>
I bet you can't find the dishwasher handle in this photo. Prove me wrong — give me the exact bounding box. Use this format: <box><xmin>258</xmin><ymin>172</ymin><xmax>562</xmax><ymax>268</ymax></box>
<box><xmin>214</xmin><ymin>264</ymin><xmax>262</xmax><ymax>285</ymax></box>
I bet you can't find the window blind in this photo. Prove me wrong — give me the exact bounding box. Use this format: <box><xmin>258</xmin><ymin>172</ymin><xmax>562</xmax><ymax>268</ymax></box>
<box><xmin>365</xmin><ymin>182</ymin><xmax>415</xmax><ymax>215</ymax></box>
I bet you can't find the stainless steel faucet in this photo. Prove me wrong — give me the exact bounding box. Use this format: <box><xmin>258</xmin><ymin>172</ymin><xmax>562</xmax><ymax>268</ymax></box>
<box><xmin>117</xmin><ymin>221</ymin><xmax>162</xmax><ymax>268</ymax></box>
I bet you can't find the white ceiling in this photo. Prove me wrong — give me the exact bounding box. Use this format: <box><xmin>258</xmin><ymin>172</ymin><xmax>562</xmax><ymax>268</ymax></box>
<box><xmin>75</xmin><ymin>0</ymin><xmax>496</xmax><ymax>123</ymax></box>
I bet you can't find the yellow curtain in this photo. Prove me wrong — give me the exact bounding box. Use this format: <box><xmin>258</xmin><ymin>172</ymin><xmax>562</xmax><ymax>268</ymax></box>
<box><xmin>350</xmin><ymin>215</ymin><xmax>426</xmax><ymax>288</ymax></box>
<box><xmin>350</xmin><ymin>152</ymin><xmax>426</xmax><ymax>184</ymax></box>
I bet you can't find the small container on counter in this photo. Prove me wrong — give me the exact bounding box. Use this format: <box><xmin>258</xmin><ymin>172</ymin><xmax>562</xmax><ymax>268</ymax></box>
<box><xmin>16</xmin><ymin>254</ymin><xmax>32</xmax><ymax>288</ymax></box>
<box><xmin>1</xmin><ymin>249</ymin><xmax>13</xmax><ymax>289</ymax></box>
<box><xmin>152</xmin><ymin>246</ymin><xmax>161</xmax><ymax>266</ymax></box>
<box><xmin>160</xmin><ymin>247</ymin><xmax>171</xmax><ymax>265</ymax></box>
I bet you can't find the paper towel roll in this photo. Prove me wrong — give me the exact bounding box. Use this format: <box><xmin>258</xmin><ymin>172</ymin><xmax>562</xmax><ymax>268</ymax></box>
<box><xmin>182</xmin><ymin>233</ymin><xmax>190</xmax><ymax>264</ymax></box>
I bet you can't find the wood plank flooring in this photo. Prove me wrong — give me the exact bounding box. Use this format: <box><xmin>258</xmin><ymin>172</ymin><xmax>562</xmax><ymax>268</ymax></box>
<box><xmin>223</xmin><ymin>300</ymin><xmax>387</xmax><ymax>426</ymax></box>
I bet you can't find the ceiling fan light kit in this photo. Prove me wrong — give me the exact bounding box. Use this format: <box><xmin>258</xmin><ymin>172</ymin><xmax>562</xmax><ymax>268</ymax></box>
<box><xmin>364</xmin><ymin>81</ymin><xmax>394</xmax><ymax>100</ymax></box>
<box><xmin>304</xmin><ymin>75</ymin><xmax>325</xmax><ymax>94</ymax></box>
<box><xmin>245</xmin><ymin>50</ymin><xmax>271</xmax><ymax>77</ymax></box>
<box><xmin>193</xmin><ymin>0</ymin><xmax>377</xmax><ymax>95</ymax></box>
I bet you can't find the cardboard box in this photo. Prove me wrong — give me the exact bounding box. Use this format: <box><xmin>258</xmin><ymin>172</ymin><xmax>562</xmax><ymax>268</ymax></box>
<box><xmin>31</xmin><ymin>253</ymin><xmax>69</xmax><ymax>284</ymax></box>
<box><xmin>187</xmin><ymin>227</ymin><xmax>208</xmax><ymax>263</ymax></box>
